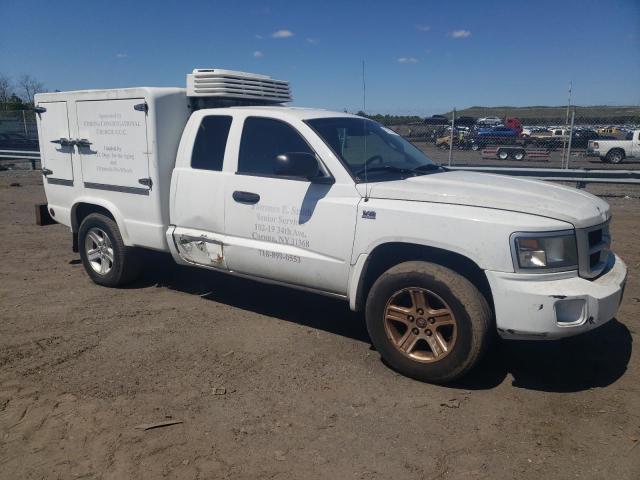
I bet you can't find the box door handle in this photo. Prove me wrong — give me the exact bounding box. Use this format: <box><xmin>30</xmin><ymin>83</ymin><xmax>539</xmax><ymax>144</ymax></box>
<box><xmin>232</xmin><ymin>191</ymin><xmax>260</xmax><ymax>204</ymax></box>
<box><xmin>75</xmin><ymin>138</ymin><xmax>92</xmax><ymax>147</ymax></box>
<box><xmin>51</xmin><ymin>137</ymin><xmax>75</xmax><ymax>146</ymax></box>
<box><xmin>42</xmin><ymin>168</ymin><xmax>53</xmax><ymax>176</ymax></box>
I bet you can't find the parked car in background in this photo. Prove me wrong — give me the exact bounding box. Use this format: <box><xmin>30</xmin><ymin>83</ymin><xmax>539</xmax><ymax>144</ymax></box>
<box><xmin>423</xmin><ymin>115</ymin><xmax>449</xmax><ymax>125</ymax></box>
<box><xmin>571</xmin><ymin>129</ymin><xmax>600</xmax><ymax>148</ymax></box>
<box><xmin>477</xmin><ymin>116</ymin><xmax>502</xmax><ymax>126</ymax></box>
<box><xmin>471</xmin><ymin>126</ymin><xmax>519</xmax><ymax>149</ymax></box>
<box><xmin>521</xmin><ymin>126</ymin><xmax>548</xmax><ymax>138</ymax></box>
<box><xmin>587</xmin><ymin>129</ymin><xmax>640</xmax><ymax>163</ymax></box>
<box><xmin>596</xmin><ymin>126</ymin><xmax>626</xmax><ymax>139</ymax></box>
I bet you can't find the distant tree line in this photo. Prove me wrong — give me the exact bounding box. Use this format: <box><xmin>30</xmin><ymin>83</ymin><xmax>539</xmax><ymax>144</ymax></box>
<box><xmin>356</xmin><ymin>111</ymin><xmax>639</xmax><ymax>126</ymax></box>
<box><xmin>0</xmin><ymin>73</ymin><xmax>45</xmax><ymax>110</ymax></box>
<box><xmin>355</xmin><ymin>111</ymin><xmax>423</xmax><ymax>126</ymax></box>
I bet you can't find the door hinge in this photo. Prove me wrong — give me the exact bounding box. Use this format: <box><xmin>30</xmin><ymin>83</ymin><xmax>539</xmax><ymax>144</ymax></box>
<box><xmin>34</xmin><ymin>106</ymin><xmax>47</xmax><ymax>114</ymax></box>
<box><xmin>138</xmin><ymin>177</ymin><xmax>152</xmax><ymax>188</ymax></box>
<box><xmin>134</xmin><ymin>102</ymin><xmax>148</xmax><ymax>113</ymax></box>
<box><xmin>42</xmin><ymin>168</ymin><xmax>53</xmax><ymax>176</ymax></box>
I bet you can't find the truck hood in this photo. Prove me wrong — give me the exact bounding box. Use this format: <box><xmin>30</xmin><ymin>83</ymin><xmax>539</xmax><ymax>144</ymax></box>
<box><xmin>364</xmin><ymin>171</ymin><xmax>610</xmax><ymax>228</ymax></box>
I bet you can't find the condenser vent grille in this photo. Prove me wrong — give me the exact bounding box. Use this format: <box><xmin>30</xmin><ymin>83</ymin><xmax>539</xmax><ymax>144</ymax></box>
<box><xmin>186</xmin><ymin>69</ymin><xmax>291</xmax><ymax>103</ymax></box>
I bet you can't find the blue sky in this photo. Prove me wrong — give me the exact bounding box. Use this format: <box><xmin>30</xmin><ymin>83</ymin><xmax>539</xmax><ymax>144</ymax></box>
<box><xmin>1</xmin><ymin>0</ymin><xmax>638</xmax><ymax>115</ymax></box>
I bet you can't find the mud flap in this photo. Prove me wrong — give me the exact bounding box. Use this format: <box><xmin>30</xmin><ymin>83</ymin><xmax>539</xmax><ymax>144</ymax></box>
<box><xmin>35</xmin><ymin>203</ymin><xmax>56</xmax><ymax>226</ymax></box>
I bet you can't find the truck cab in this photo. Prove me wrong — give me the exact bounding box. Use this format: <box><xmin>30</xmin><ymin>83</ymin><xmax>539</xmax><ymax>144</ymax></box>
<box><xmin>34</xmin><ymin>69</ymin><xmax>628</xmax><ymax>384</ymax></box>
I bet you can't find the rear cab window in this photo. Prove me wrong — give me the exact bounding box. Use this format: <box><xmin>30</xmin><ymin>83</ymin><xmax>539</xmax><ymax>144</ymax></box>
<box><xmin>191</xmin><ymin>116</ymin><xmax>233</xmax><ymax>171</ymax></box>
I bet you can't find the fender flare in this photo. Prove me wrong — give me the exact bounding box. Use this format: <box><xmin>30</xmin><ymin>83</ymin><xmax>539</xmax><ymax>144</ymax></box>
<box><xmin>70</xmin><ymin>197</ymin><xmax>132</xmax><ymax>246</ymax></box>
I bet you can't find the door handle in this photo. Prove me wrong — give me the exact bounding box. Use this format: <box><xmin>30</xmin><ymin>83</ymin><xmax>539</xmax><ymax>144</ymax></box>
<box><xmin>232</xmin><ymin>191</ymin><xmax>260</xmax><ymax>204</ymax></box>
<box><xmin>42</xmin><ymin>168</ymin><xmax>53</xmax><ymax>176</ymax></box>
<box><xmin>75</xmin><ymin>138</ymin><xmax>92</xmax><ymax>147</ymax></box>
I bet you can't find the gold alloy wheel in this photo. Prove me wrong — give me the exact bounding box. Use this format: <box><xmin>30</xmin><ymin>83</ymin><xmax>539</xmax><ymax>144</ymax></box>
<box><xmin>383</xmin><ymin>287</ymin><xmax>458</xmax><ymax>362</ymax></box>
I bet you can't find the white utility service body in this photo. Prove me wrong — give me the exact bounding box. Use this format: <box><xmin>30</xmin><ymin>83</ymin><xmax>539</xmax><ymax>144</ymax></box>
<box><xmin>35</xmin><ymin>69</ymin><xmax>627</xmax><ymax>382</ymax></box>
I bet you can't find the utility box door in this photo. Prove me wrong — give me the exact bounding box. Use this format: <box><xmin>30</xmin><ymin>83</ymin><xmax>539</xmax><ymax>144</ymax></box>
<box><xmin>37</xmin><ymin>101</ymin><xmax>74</xmax><ymax>183</ymax></box>
<box><xmin>76</xmin><ymin>99</ymin><xmax>150</xmax><ymax>193</ymax></box>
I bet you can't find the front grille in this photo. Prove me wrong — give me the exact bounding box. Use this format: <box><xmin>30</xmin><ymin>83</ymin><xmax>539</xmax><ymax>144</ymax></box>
<box><xmin>577</xmin><ymin>221</ymin><xmax>611</xmax><ymax>279</ymax></box>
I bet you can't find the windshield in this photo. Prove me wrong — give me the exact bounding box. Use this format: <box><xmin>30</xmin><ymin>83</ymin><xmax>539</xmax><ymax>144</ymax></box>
<box><xmin>305</xmin><ymin>117</ymin><xmax>439</xmax><ymax>182</ymax></box>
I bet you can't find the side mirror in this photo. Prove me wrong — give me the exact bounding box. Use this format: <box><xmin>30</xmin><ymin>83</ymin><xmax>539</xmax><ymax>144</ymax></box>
<box><xmin>274</xmin><ymin>152</ymin><xmax>320</xmax><ymax>180</ymax></box>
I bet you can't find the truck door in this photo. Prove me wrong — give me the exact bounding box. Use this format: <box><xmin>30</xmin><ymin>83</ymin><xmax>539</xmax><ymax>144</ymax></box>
<box><xmin>222</xmin><ymin>116</ymin><xmax>359</xmax><ymax>295</ymax></box>
<box><xmin>35</xmin><ymin>101</ymin><xmax>74</xmax><ymax>185</ymax></box>
<box><xmin>170</xmin><ymin>114</ymin><xmax>232</xmax><ymax>270</ymax></box>
<box><xmin>75</xmin><ymin>98</ymin><xmax>150</xmax><ymax>194</ymax></box>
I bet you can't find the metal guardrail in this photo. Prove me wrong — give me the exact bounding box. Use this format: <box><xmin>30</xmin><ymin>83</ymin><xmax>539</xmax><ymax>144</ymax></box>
<box><xmin>0</xmin><ymin>149</ymin><xmax>40</xmax><ymax>159</ymax></box>
<box><xmin>0</xmin><ymin>150</ymin><xmax>40</xmax><ymax>170</ymax></box>
<box><xmin>1</xmin><ymin>150</ymin><xmax>639</xmax><ymax>185</ymax></box>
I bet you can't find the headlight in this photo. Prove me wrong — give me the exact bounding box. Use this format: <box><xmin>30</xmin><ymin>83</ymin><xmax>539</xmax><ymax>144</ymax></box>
<box><xmin>512</xmin><ymin>231</ymin><xmax>578</xmax><ymax>272</ymax></box>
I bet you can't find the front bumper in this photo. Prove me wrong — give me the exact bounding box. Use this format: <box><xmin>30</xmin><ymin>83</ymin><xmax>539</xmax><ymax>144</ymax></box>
<box><xmin>486</xmin><ymin>254</ymin><xmax>627</xmax><ymax>340</ymax></box>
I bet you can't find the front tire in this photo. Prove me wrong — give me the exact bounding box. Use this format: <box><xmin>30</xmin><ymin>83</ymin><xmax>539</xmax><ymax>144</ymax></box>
<box><xmin>365</xmin><ymin>261</ymin><xmax>491</xmax><ymax>383</ymax></box>
<box><xmin>78</xmin><ymin>213</ymin><xmax>140</xmax><ymax>287</ymax></box>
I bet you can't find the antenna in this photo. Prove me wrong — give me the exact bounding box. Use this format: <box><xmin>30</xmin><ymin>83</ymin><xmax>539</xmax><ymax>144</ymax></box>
<box><xmin>362</xmin><ymin>60</ymin><xmax>369</xmax><ymax>201</ymax></box>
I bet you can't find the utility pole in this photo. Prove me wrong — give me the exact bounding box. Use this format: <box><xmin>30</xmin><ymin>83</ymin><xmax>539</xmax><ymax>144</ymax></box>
<box><xmin>566</xmin><ymin>109</ymin><xmax>575</xmax><ymax>169</ymax></box>
<box><xmin>561</xmin><ymin>81</ymin><xmax>572</xmax><ymax>168</ymax></box>
<box><xmin>448</xmin><ymin>108</ymin><xmax>456</xmax><ymax>167</ymax></box>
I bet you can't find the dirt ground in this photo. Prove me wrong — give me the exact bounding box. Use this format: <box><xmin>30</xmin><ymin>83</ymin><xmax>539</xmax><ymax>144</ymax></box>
<box><xmin>1</xmin><ymin>171</ymin><xmax>639</xmax><ymax>480</ymax></box>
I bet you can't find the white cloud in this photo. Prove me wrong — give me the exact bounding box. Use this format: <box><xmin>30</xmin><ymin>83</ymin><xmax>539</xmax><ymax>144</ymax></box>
<box><xmin>255</xmin><ymin>34</ymin><xmax>264</xmax><ymax>39</ymax></box>
<box><xmin>306</xmin><ymin>37</ymin><xmax>319</xmax><ymax>44</ymax></box>
<box><xmin>449</xmin><ymin>29</ymin><xmax>471</xmax><ymax>39</ymax></box>
<box><xmin>417</xmin><ymin>25</ymin><xmax>431</xmax><ymax>31</ymax></box>
<box><xmin>397</xmin><ymin>57</ymin><xmax>418</xmax><ymax>64</ymax></box>
<box><xmin>115</xmin><ymin>53</ymin><xmax>128</xmax><ymax>58</ymax></box>
<box><xmin>271</xmin><ymin>29</ymin><xmax>294</xmax><ymax>38</ymax></box>
<box><xmin>253</xmin><ymin>50</ymin><xmax>264</xmax><ymax>58</ymax></box>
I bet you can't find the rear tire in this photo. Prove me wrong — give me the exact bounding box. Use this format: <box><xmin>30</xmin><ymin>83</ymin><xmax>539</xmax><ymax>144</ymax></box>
<box><xmin>365</xmin><ymin>261</ymin><xmax>491</xmax><ymax>384</ymax></box>
<box><xmin>497</xmin><ymin>149</ymin><xmax>509</xmax><ymax>160</ymax></box>
<box><xmin>513</xmin><ymin>150</ymin><xmax>525</xmax><ymax>161</ymax></box>
<box><xmin>606</xmin><ymin>149</ymin><xmax>625</xmax><ymax>164</ymax></box>
<box><xmin>78</xmin><ymin>213</ymin><xmax>141</xmax><ymax>287</ymax></box>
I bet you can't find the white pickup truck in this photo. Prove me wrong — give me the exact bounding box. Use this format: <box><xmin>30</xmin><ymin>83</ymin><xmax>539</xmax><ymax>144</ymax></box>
<box><xmin>587</xmin><ymin>130</ymin><xmax>640</xmax><ymax>164</ymax></box>
<box><xmin>34</xmin><ymin>69</ymin><xmax>627</xmax><ymax>383</ymax></box>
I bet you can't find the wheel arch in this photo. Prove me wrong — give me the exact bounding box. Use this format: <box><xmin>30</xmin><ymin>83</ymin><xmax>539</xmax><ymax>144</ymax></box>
<box><xmin>71</xmin><ymin>200</ymin><xmax>130</xmax><ymax>250</ymax></box>
<box><xmin>351</xmin><ymin>242</ymin><xmax>493</xmax><ymax>314</ymax></box>
<box><xmin>606</xmin><ymin>147</ymin><xmax>626</xmax><ymax>159</ymax></box>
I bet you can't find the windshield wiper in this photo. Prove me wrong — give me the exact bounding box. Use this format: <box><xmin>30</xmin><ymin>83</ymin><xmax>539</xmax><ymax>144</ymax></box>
<box><xmin>412</xmin><ymin>163</ymin><xmax>447</xmax><ymax>173</ymax></box>
<box><xmin>354</xmin><ymin>165</ymin><xmax>417</xmax><ymax>177</ymax></box>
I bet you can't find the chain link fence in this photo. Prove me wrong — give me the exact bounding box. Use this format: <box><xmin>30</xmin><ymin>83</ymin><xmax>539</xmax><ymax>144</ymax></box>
<box><xmin>0</xmin><ymin>109</ymin><xmax>38</xmax><ymax>148</ymax></box>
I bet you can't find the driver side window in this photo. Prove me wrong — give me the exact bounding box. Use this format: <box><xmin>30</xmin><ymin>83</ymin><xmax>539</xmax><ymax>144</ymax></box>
<box><xmin>238</xmin><ymin>117</ymin><xmax>315</xmax><ymax>177</ymax></box>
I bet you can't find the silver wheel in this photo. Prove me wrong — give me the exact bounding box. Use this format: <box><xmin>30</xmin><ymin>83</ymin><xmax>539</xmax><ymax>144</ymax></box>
<box><xmin>84</xmin><ymin>227</ymin><xmax>114</xmax><ymax>275</ymax></box>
